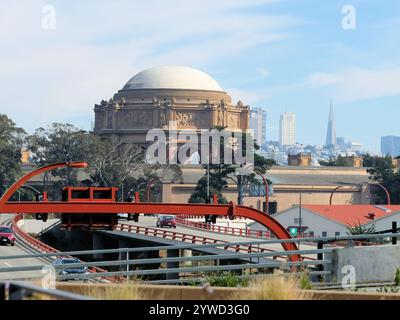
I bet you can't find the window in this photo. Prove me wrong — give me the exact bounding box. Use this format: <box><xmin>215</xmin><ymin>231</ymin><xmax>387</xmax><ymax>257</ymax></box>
<box><xmin>93</xmin><ymin>189</ymin><xmax>113</xmax><ymax>199</ymax></box>
<box><xmin>335</xmin><ymin>232</ymin><xmax>340</xmax><ymax>237</ymax></box>
<box><xmin>309</xmin><ymin>231</ymin><xmax>314</xmax><ymax>237</ymax></box>
<box><xmin>71</xmin><ymin>189</ymin><xmax>90</xmax><ymax>199</ymax></box>
<box><xmin>322</xmin><ymin>231</ymin><xmax>327</xmax><ymax>237</ymax></box>
<box><xmin>294</xmin><ymin>218</ymin><xmax>303</xmax><ymax>224</ymax></box>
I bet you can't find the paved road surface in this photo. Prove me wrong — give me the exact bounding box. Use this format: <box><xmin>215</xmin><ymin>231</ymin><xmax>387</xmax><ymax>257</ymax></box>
<box><xmin>0</xmin><ymin>214</ymin><xmax>46</xmax><ymax>281</ymax></box>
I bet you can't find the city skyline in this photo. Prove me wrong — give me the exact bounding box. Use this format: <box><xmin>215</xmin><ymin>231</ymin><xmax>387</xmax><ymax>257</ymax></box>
<box><xmin>1</xmin><ymin>1</ymin><xmax>400</xmax><ymax>153</ymax></box>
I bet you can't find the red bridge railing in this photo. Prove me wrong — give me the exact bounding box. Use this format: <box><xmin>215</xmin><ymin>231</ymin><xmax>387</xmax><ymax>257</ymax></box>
<box><xmin>12</xmin><ymin>214</ymin><xmax>115</xmax><ymax>281</ymax></box>
<box><xmin>114</xmin><ymin>222</ymin><xmax>283</xmax><ymax>259</ymax></box>
<box><xmin>175</xmin><ymin>216</ymin><xmax>272</xmax><ymax>239</ymax></box>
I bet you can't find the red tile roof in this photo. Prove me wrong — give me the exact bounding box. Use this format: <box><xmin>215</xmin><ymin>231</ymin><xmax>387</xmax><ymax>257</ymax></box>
<box><xmin>302</xmin><ymin>205</ymin><xmax>400</xmax><ymax>226</ymax></box>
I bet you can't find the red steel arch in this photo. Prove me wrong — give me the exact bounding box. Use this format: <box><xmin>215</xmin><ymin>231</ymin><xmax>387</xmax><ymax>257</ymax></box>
<box><xmin>0</xmin><ymin>162</ymin><xmax>300</xmax><ymax>261</ymax></box>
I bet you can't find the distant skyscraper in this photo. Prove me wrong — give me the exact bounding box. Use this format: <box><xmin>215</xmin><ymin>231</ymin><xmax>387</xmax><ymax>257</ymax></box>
<box><xmin>337</xmin><ymin>137</ymin><xmax>346</xmax><ymax>151</ymax></box>
<box><xmin>325</xmin><ymin>100</ymin><xmax>337</xmax><ymax>148</ymax></box>
<box><xmin>249</xmin><ymin>107</ymin><xmax>267</xmax><ymax>146</ymax></box>
<box><xmin>279</xmin><ymin>112</ymin><xmax>296</xmax><ymax>148</ymax></box>
<box><xmin>381</xmin><ymin>136</ymin><xmax>400</xmax><ymax>157</ymax></box>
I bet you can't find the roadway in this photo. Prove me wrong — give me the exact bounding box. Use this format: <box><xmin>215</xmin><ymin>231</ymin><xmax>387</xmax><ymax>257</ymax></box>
<box><xmin>0</xmin><ymin>214</ymin><xmax>46</xmax><ymax>281</ymax></box>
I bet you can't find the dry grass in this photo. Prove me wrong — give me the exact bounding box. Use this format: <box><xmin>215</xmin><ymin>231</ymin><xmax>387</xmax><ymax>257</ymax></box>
<box><xmin>80</xmin><ymin>283</ymin><xmax>147</xmax><ymax>300</ymax></box>
<box><xmin>231</xmin><ymin>274</ymin><xmax>315</xmax><ymax>300</ymax></box>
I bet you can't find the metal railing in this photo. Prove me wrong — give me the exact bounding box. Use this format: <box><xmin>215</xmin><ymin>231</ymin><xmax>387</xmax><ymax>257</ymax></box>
<box><xmin>0</xmin><ymin>281</ymin><xmax>93</xmax><ymax>300</ymax></box>
<box><xmin>2</xmin><ymin>232</ymin><xmax>400</xmax><ymax>284</ymax></box>
<box><xmin>175</xmin><ymin>216</ymin><xmax>273</xmax><ymax>239</ymax></box>
<box><xmin>0</xmin><ymin>246</ymin><xmax>330</xmax><ymax>282</ymax></box>
<box><xmin>114</xmin><ymin>222</ymin><xmax>283</xmax><ymax>258</ymax></box>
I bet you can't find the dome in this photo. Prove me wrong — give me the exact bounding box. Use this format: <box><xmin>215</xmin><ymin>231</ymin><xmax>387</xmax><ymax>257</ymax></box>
<box><xmin>123</xmin><ymin>66</ymin><xmax>224</xmax><ymax>92</ymax></box>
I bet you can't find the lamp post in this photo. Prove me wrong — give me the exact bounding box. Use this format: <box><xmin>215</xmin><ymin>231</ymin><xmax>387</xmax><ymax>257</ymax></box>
<box><xmin>146</xmin><ymin>179</ymin><xmax>156</xmax><ymax>202</ymax></box>
<box><xmin>2</xmin><ymin>185</ymin><xmax>39</xmax><ymax>202</ymax></box>
<box><xmin>256</xmin><ymin>172</ymin><xmax>269</xmax><ymax>215</ymax></box>
<box><xmin>21</xmin><ymin>185</ymin><xmax>41</xmax><ymax>195</ymax></box>
<box><xmin>298</xmin><ymin>193</ymin><xmax>302</xmax><ymax>250</ymax></box>
<box><xmin>330</xmin><ymin>183</ymin><xmax>391</xmax><ymax>205</ymax></box>
<box><xmin>207</xmin><ymin>162</ymin><xmax>210</xmax><ymax>203</ymax></box>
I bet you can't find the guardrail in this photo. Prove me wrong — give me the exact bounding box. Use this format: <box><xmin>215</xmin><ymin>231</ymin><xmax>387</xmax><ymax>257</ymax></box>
<box><xmin>12</xmin><ymin>214</ymin><xmax>59</xmax><ymax>253</ymax></box>
<box><xmin>0</xmin><ymin>243</ymin><xmax>331</xmax><ymax>283</ymax></box>
<box><xmin>2</xmin><ymin>232</ymin><xmax>400</xmax><ymax>285</ymax></box>
<box><xmin>181</xmin><ymin>215</ymin><xmax>247</xmax><ymax>220</ymax></box>
<box><xmin>11</xmin><ymin>214</ymin><xmax>114</xmax><ymax>282</ymax></box>
<box><xmin>0</xmin><ymin>281</ymin><xmax>92</xmax><ymax>300</ymax></box>
<box><xmin>175</xmin><ymin>216</ymin><xmax>272</xmax><ymax>238</ymax></box>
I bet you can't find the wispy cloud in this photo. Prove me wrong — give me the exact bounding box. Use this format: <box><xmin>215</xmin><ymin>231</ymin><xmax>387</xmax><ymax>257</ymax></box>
<box><xmin>305</xmin><ymin>66</ymin><xmax>400</xmax><ymax>102</ymax></box>
<box><xmin>0</xmin><ymin>0</ymin><xmax>298</xmax><ymax>131</ymax></box>
<box><xmin>227</xmin><ymin>88</ymin><xmax>264</xmax><ymax>105</ymax></box>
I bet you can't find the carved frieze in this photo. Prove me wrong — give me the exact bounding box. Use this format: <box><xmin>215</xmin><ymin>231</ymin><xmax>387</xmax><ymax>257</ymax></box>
<box><xmin>116</xmin><ymin>110</ymin><xmax>153</xmax><ymax>129</ymax></box>
<box><xmin>176</xmin><ymin>112</ymin><xmax>208</xmax><ymax>128</ymax></box>
<box><xmin>227</xmin><ymin>113</ymin><xmax>240</xmax><ymax>129</ymax></box>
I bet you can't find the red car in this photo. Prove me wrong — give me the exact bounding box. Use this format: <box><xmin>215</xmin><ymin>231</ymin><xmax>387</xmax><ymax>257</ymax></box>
<box><xmin>156</xmin><ymin>215</ymin><xmax>176</xmax><ymax>228</ymax></box>
<box><xmin>0</xmin><ymin>226</ymin><xmax>15</xmax><ymax>246</ymax></box>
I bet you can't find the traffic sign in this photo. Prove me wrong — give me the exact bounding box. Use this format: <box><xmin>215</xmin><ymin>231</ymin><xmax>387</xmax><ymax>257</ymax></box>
<box><xmin>289</xmin><ymin>227</ymin><xmax>298</xmax><ymax>237</ymax></box>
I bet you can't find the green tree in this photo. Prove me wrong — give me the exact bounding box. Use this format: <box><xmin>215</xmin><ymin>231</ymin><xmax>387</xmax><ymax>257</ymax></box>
<box><xmin>188</xmin><ymin>127</ymin><xmax>235</xmax><ymax>204</ymax></box>
<box><xmin>189</xmin><ymin>127</ymin><xmax>276</xmax><ymax>205</ymax></box>
<box><xmin>27</xmin><ymin>123</ymin><xmax>98</xmax><ymax>198</ymax></box>
<box><xmin>27</xmin><ymin>123</ymin><xmax>182</xmax><ymax>201</ymax></box>
<box><xmin>319</xmin><ymin>155</ymin><xmax>353</xmax><ymax>167</ymax></box>
<box><xmin>364</xmin><ymin>154</ymin><xmax>400</xmax><ymax>204</ymax></box>
<box><xmin>0</xmin><ymin>114</ymin><xmax>26</xmax><ymax>196</ymax></box>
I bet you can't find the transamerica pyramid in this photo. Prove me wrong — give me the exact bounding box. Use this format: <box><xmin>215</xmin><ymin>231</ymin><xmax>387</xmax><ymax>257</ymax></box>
<box><xmin>325</xmin><ymin>100</ymin><xmax>337</xmax><ymax>148</ymax></box>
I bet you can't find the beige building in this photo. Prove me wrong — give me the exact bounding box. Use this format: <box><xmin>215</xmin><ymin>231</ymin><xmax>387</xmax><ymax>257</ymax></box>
<box><xmin>93</xmin><ymin>66</ymin><xmax>249</xmax><ymax>153</ymax></box>
<box><xmin>161</xmin><ymin>163</ymin><xmax>372</xmax><ymax>212</ymax></box>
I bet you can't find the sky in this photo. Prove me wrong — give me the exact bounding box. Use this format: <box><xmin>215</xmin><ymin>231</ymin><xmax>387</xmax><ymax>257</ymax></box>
<box><xmin>1</xmin><ymin>0</ymin><xmax>400</xmax><ymax>153</ymax></box>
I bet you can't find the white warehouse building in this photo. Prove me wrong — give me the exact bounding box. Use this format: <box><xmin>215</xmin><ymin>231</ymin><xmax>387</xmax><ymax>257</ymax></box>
<box><xmin>249</xmin><ymin>205</ymin><xmax>400</xmax><ymax>238</ymax></box>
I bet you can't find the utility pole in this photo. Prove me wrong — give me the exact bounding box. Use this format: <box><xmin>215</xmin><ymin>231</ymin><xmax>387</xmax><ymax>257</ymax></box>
<box><xmin>299</xmin><ymin>193</ymin><xmax>302</xmax><ymax>250</ymax></box>
<box><xmin>207</xmin><ymin>162</ymin><xmax>210</xmax><ymax>203</ymax></box>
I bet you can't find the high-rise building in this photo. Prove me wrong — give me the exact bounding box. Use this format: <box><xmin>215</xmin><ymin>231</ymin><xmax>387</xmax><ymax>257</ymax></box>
<box><xmin>381</xmin><ymin>136</ymin><xmax>400</xmax><ymax>157</ymax></box>
<box><xmin>279</xmin><ymin>112</ymin><xmax>296</xmax><ymax>148</ymax></box>
<box><xmin>249</xmin><ymin>107</ymin><xmax>267</xmax><ymax>146</ymax></box>
<box><xmin>337</xmin><ymin>137</ymin><xmax>346</xmax><ymax>151</ymax></box>
<box><xmin>325</xmin><ymin>100</ymin><xmax>337</xmax><ymax>148</ymax></box>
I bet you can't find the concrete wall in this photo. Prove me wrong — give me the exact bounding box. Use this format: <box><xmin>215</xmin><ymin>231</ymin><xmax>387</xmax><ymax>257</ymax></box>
<box><xmin>268</xmin><ymin>190</ymin><xmax>362</xmax><ymax>212</ymax></box>
<box><xmin>164</xmin><ymin>184</ymin><xmax>365</xmax><ymax>213</ymax></box>
<box><xmin>163</xmin><ymin>184</ymin><xmax>265</xmax><ymax>210</ymax></box>
<box><xmin>19</xmin><ymin>218</ymin><xmax>60</xmax><ymax>234</ymax></box>
<box><xmin>330</xmin><ymin>244</ymin><xmax>400</xmax><ymax>284</ymax></box>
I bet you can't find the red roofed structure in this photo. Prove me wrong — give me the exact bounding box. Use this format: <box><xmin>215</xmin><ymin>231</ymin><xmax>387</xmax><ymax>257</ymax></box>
<box><xmin>302</xmin><ymin>205</ymin><xmax>400</xmax><ymax>226</ymax></box>
<box><xmin>249</xmin><ymin>204</ymin><xmax>400</xmax><ymax>238</ymax></box>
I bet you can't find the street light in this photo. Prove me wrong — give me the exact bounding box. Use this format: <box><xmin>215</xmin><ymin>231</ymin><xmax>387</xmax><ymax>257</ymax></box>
<box><xmin>256</xmin><ymin>172</ymin><xmax>269</xmax><ymax>215</ymax></box>
<box><xmin>2</xmin><ymin>185</ymin><xmax>37</xmax><ymax>202</ymax></box>
<box><xmin>21</xmin><ymin>185</ymin><xmax>41</xmax><ymax>194</ymax></box>
<box><xmin>146</xmin><ymin>179</ymin><xmax>157</xmax><ymax>202</ymax></box>
<box><xmin>330</xmin><ymin>183</ymin><xmax>391</xmax><ymax>205</ymax></box>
